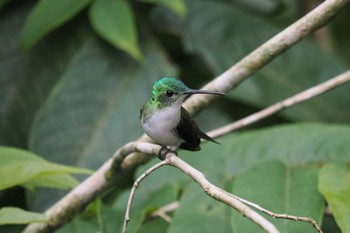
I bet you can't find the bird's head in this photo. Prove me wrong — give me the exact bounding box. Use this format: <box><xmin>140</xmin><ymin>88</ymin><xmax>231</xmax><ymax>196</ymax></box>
<box><xmin>149</xmin><ymin>77</ymin><xmax>225</xmax><ymax>109</ymax></box>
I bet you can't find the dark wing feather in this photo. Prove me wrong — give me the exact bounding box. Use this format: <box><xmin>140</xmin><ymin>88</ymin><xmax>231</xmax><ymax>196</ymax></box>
<box><xmin>175</xmin><ymin>107</ymin><xmax>219</xmax><ymax>151</ymax></box>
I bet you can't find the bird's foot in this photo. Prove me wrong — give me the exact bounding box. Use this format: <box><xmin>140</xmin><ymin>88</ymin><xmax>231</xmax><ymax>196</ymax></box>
<box><xmin>158</xmin><ymin>146</ymin><xmax>178</xmax><ymax>160</ymax></box>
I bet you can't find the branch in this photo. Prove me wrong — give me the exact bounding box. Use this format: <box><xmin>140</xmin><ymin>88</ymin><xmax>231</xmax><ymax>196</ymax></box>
<box><xmin>122</xmin><ymin>158</ymin><xmax>168</xmax><ymax>233</ymax></box>
<box><xmin>22</xmin><ymin>1</ymin><xmax>349</xmax><ymax>232</ymax></box>
<box><xmin>183</xmin><ymin>0</ymin><xmax>350</xmax><ymax>114</ymax></box>
<box><xmin>22</xmin><ymin>142</ymin><xmax>155</xmax><ymax>233</ymax></box>
<box><xmin>208</xmin><ymin>69</ymin><xmax>350</xmax><ymax>138</ymax></box>
<box><xmin>234</xmin><ymin>196</ymin><xmax>322</xmax><ymax>233</ymax></box>
<box><xmin>123</xmin><ymin>150</ymin><xmax>280</xmax><ymax>233</ymax></box>
<box><xmin>167</xmin><ymin>155</ymin><xmax>281</xmax><ymax>233</ymax></box>
<box><xmin>149</xmin><ymin>202</ymin><xmax>179</xmax><ymax>222</ymax></box>
<box><xmin>123</xmin><ymin>149</ymin><xmax>323</xmax><ymax>233</ymax></box>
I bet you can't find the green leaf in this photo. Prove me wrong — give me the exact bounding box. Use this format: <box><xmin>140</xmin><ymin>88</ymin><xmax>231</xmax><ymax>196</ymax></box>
<box><xmin>89</xmin><ymin>0</ymin><xmax>142</xmax><ymax>60</ymax></box>
<box><xmin>330</xmin><ymin>9</ymin><xmax>350</xmax><ymax>64</ymax></box>
<box><xmin>22</xmin><ymin>174</ymin><xmax>79</xmax><ymax>190</ymax></box>
<box><xmin>20</xmin><ymin>0</ymin><xmax>91</xmax><ymax>51</ymax></box>
<box><xmin>318</xmin><ymin>163</ymin><xmax>350</xmax><ymax>233</ymax></box>
<box><xmin>0</xmin><ymin>146</ymin><xmax>92</xmax><ymax>190</ymax></box>
<box><xmin>0</xmin><ymin>0</ymin><xmax>11</xmax><ymax>10</ymax></box>
<box><xmin>115</xmin><ymin>183</ymin><xmax>178</xmax><ymax>233</ymax></box>
<box><xmin>168</xmin><ymin>184</ymin><xmax>231</xmax><ymax>233</ymax></box>
<box><xmin>28</xmin><ymin>36</ymin><xmax>177</xmax><ymax>209</ymax></box>
<box><xmin>234</xmin><ymin>0</ymin><xmax>282</xmax><ymax>15</ymax></box>
<box><xmin>29</xmin><ymin>37</ymin><xmax>176</xmax><ymax>170</ymax></box>
<box><xmin>0</xmin><ymin>207</ymin><xmax>45</xmax><ymax>225</ymax></box>
<box><xmin>232</xmin><ymin>161</ymin><xmax>324</xmax><ymax>233</ymax></box>
<box><xmin>218</xmin><ymin>123</ymin><xmax>350</xmax><ymax>175</ymax></box>
<box><xmin>58</xmin><ymin>201</ymin><xmax>123</xmax><ymax>233</ymax></box>
<box><xmin>140</xmin><ymin>0</ymin><xmax>186</xmax><ymax>16</ymax></box>
<box><xmin>138</xmin><ymin>218</ymin><xmax>169</xmax><ymax>233</ymax></box>
<box><xmin>1</xmin><ymin>2</ymin><xmax>91</xmax><ymax>148</ymax></box>
<box><xmin>57</xmin><ymin>215</ymin><xmax>100</xmax><ymax>233</ymax></box>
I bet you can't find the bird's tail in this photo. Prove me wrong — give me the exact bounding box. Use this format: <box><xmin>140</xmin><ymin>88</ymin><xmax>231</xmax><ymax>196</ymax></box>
<box><xmin>198</xmin><ymin>131</ymin><xmax>220</xmax><ymax>144</ymax></box>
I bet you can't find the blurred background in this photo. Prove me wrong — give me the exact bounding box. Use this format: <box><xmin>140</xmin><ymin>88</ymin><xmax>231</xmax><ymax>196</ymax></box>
<box><xmin>1</xmin><ymin>0</ymin><xmax>350</xmax><ymax>232</ymax></box>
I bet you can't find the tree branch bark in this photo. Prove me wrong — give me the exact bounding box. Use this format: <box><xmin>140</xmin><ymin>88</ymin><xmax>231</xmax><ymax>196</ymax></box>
<box><xmin>183</xmin><ymin>0</ymin><xmax>350</xmax><ymax>114</ymax></box>
<box><xmin>208</xmin><ymin>69</ymin><xmax>350</xmax><ymax>139</ymax></box>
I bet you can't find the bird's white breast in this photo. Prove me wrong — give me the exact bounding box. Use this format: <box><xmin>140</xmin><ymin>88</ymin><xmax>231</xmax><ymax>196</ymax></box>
<box><xmin>142</xmin><ymin>106</ymin><xmax>183</xmax><ymax>147</ymax></box>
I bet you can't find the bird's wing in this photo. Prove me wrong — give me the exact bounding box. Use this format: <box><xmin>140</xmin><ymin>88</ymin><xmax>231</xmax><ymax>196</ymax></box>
<box><xmin>175</xmin><ymin>107</ymin><xmax>219</xmax><ymax>151</ymax></box>
<box><xmin>174</xmin><ymin>107</ymin><xmax>201</xmax><ymax>151</ymax></box>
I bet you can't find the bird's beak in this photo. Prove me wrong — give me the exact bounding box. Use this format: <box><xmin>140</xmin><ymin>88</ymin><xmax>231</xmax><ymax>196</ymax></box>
<box><xmin>182</xmin><ymin>89</ymin><xmax>225</xmax><ymax>96</ymax></box>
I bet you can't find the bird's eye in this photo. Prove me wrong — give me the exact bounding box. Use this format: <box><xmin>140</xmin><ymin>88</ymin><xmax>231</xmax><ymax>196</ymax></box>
<box><xmin>165</xmin><ymin>90</ymin><xmax>174</xmax><ymax>97</ymax></box>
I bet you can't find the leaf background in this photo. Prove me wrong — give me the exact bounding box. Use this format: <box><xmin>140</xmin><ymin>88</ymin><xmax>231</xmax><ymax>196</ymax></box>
<box><xmin>0</xmin><ymin>0</ymin><xmax>349</xmax><ymax>232</ymax></box>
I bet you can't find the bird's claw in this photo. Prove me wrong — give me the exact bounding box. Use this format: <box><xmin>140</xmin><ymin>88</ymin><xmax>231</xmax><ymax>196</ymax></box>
<box><xmin>158</xmin><ymin>146</ymin><xmax>177</xmax><ymax>160</ymax></box>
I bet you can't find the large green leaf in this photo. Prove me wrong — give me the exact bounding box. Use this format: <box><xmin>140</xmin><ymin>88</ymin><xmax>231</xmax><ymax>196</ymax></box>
<box><xmin>89</xmin><ymin>0</ymin><xmax>142</xmax><ymax>60</ymax></box>
<box><xmin>28</xmin><ymin>35</ymin><xmax>177</xmax><ymax>210</ymax></box>
<box><xmin>219</xmin><ymin>123</ymin><xmax>350</xmax><ymax>175</ymax></box>
<box><xmin>20</xmin><ymin>0</ymin><xmax>91</xmax><ymax>51</ymax></box>
<box><xmin>29</xmin><ymin>37</ymin><xmax>176</xmax><ymax>168</ymax></box>
<box><xmin>58</xmin><ymin>200</ymin><xmax>123</xmax><ymax>233</ymax></box>
<box><xmin>168</xmin><ymin>183</ymin><xmax>231</xmax><ymax>233</ymax></box>
<box><xmin>329</xmin><ymin>6</ymin><xmax>350</xmax><ymax>64</ymax></box>
<box><xmin>318</xmin><ymin>163</ymin><xmax>350</xmax><ymax>233</ymax></box>
<box><xmin>0</xmin><ymin>207</ymin><xmax>45</xmax><ymax>225</ymax></box>
<box><xmin>115</xmin><ymin>183</ymin><xmax>178</xmax><ymax>233</ymax></box>
<box><xmin>0</xmin><ymin>2</ymin><xmax>91</xmax><ymax>148</ymax></box>
<box><xmin>232</xmin><ymin>161</ymin><xmax>324</xmax><ymax>233</ymax></box>
<box><xmin>151</xmin><ymin>0</ymin><xmax>350</xmax><ymax>122</ymax></box>
<box><xmin>140</xmin><ymin>0</ymin><xmax>186</xmax><ymax>16</ymax></box>
<box><xmin>233</xmin><ymin>0</ymin><xmax>283</xmax><ymax>15</ymax></box>
<box><xmin>57</xmin><ymin>218</ymin><xmax>99</xmax><ymax>233</ymax></box>
<box><xmin>0</xmin><ymin>2</ymin><xmax>26</xmax><ymax>115</ymax></box>
<box><xmin>59</xmin><ymin>183</ymin><xmax>177</xmax><ymax>233</ymax></box>
<box><xmin>22</xmin><ymin>174</ymin><xmax>79</xmax><ymax>190</ymax></box>
<box><xmin>0</xmin><ymin>146</ymin><xmax>91</xmax><ymax>190</ymax></box>
<box><xmin>0</xmin><ymin>0</ymin><xmax>11</xmax><ymax>10</ymax></box>
<box><xmin>138</xmin><ymin>218</ymin><xmax>169</xmax><ymax>233</ymax></box>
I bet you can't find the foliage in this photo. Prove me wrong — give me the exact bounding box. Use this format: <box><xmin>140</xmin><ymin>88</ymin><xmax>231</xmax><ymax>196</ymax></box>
<box><xmin>0</xmin><ymin>0</ymin><xmax>350</xmax><ymax>232</ymax></box>
<box><xmin>0</xmin><ymin>146</ymin><xmax>92</xmax><ymax>191</ymax></box>
<box><xmin>0</xmin><ymin>207</ymin><xmax>45</xmax><ymax>225</ymax></box>
<box><xmin>319</xmin><ymin>164</ymin><xmax>350</xmax><ymax>233</ymax></box>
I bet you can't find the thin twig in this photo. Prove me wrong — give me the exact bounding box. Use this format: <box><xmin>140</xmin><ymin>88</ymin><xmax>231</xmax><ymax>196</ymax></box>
<box><xmin>167</xmin><ymin>154</ymin><xmax>280</xmax><ymax>233</ymax></box>
<box><xmin>123</xmin><ymin>149</ymin><xmax>324</xmax><ymax>233</ymax></box>
<box><xmin>208</xmin><ymin>69</ymin><xmax>350</xmax><ymax>138</ymax></box>
<box><xmin>149</xmin><ymin>201</ymin><xmax>179</xmax><ymax>222</ymax></box>
<box><xmin>122</xmin><ymin>160</ymin><xmax>168</xmax><ymax>233</ymax></box>
<box><xmin>167</xmin><ymin>154</ymin><xmax>322</xmax><ymax>233</ymax></box>
<box><xmin>233</xmin><ymin>196</ymin><xmax>323</xmax><ymax>233</ymax></box>
<box><xmin>122</xmin><ymin>152</ymin><xmax>280</xmax><ymax>233</ymax></box>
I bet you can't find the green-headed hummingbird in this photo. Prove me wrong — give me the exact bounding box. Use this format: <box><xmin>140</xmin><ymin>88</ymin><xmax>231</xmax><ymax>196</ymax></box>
<box><xmin>140</xmin><ymin>77</ymin><xmax>225</xmax><ymax>160</ymax></box>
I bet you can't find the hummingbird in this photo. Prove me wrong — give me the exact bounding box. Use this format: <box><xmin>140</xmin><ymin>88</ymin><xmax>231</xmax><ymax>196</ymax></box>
<box><xmin>140</xmin><ymin>77</ymin><xmax>225</xmax><ymax>160</ymax></box>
